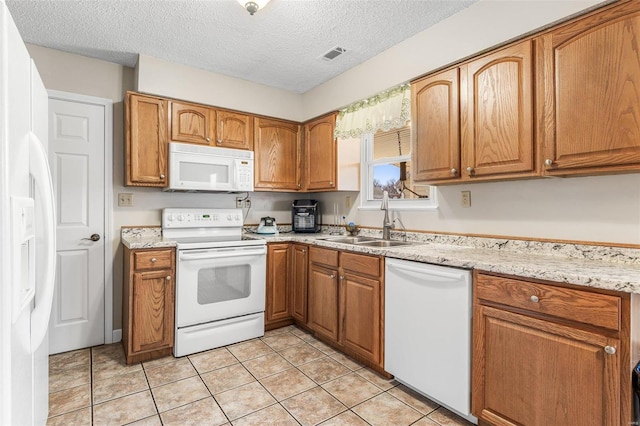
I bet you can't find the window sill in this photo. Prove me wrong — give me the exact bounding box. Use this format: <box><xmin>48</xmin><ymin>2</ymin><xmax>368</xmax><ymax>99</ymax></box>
<box><xmin>358</xmin><ymin>201</ymin><xmax>438</xmax><ymax>211</ymax></box>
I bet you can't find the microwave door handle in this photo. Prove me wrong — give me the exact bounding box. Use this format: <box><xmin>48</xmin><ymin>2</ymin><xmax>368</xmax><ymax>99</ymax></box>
<box><xmin>179</xmin><ymin>248</ymin><xmax>266</xmax><ymax>261</ymax></box>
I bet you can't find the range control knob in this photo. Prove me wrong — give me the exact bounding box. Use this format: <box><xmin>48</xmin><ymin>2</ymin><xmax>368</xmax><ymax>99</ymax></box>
<box><xmin>177</xmin><ymin>215</ymin><xmax>184</xmax><ymax>221</ymax></box>
<box><xmin>166</xmin><ymin>214</ymin><xmax>174</xmax><ymax>222</ymax></box>
<box><xmin>227</xmin><ymin>215</ymin><xmax>232</xmax><ymax>220</ymax></box>
<box><xmin>235</xmin><ymin>215</ymin><xmax>241</xmax><ymax>221</ymax></box>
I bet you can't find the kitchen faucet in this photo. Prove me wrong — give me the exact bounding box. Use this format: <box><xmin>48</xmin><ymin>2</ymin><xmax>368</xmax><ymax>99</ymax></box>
<box><xmin>381</xmin><ymin>190</ymin><xmax>394</xmax><ymax>240</ymax></box>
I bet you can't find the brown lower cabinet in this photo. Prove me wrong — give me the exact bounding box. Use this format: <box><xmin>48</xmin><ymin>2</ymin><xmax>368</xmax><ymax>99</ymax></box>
<box><xmin>122</xmin><ymin>247</ymin><xmax>175</xmax><ymax>364</ymax></box>
<box><xmin>308</xmin><ymin>246</ymin><xmax>385</xmax><ymax>371</ymax></box>
<box><xmin>290</xmin><ymin>244</ymin><xmax>308</xmax><ymax>323</ymax></box>
<box><xmin>264</xmin><ymin>243</ymin><xmax>385</xmax><ymax>371</ymax></box>
<box><xmin>265</xmin><ymin>243</ymin><xmax>294</xmax><ymax>329</ymax></box>
<box><xmin>472</xmin><ymin>271</ymin><xmax>631</xmax><ymax>425</ymax></box>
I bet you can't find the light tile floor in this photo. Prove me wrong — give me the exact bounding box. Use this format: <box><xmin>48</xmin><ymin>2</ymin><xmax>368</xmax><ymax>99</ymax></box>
<box><xmin>47</xmin><ymin>325</ymin><xmax>474</xmax><ymax>426</ymax></box>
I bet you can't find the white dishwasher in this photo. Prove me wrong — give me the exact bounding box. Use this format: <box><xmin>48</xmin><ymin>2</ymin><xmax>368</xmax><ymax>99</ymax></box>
<box><xmin>385</xmin><ymin>258</ymin><xmax>475</xmax><ymax>423</ymax></box>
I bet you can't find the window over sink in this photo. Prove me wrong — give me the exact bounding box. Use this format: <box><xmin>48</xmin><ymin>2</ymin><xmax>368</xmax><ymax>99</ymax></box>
<box><xmin>360</xmin><ymin>126</ymin><xmax>437</xmax><ymax>210</ymax></box>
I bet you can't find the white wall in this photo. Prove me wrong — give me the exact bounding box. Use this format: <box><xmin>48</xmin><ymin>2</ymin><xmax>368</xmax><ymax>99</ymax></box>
<box><xmin>302</xmin><ymin>0</ymin><xmax>609</xmax><ymax>118</ymax></box>
<box><xmin>318</xmin><ymin>174</ymin><xmax>640</xmax><ymax>245</ymax></box>
<box><xmin>137</xmin><ymin>55</ymin><xmax>304</xmax><ymax>121</ymax></box>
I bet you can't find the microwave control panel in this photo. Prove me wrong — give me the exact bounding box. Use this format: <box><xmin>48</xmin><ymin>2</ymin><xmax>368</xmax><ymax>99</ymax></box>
<box><xmin>236</xmin><ymin>160</ymin><xmax>254</xmax><ymax>191</ymax></box>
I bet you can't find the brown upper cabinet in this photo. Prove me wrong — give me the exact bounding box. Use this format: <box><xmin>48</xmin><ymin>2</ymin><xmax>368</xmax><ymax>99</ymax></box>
<box><xmin>254</xmin><ymin>117</ymin><xmax>302</xmax><ymax>191</ymax></box>
<box><xmin>411</xmin><ymin>68</ymin><xmax>461</xmax><ymax>182</ymax></box>
<box><xmin>303</xmin><ymin>113</ymin><xmax>337</xmax><ymax>191</ymax></box>
<box><xmin>170</xmin><ymin>101</ymin><xmax>253</xmax><ymax>150</ymax></box>
<box><xmin>125</xmin><ymin>92</ymin><xmax>169</xmax><ymax>187</ymax></box>
<box><xmin>461</xmin><ymin>40</ymin><xmax>535</xmax><ymax>179</ymax></box>
<box><xmin>412</xmin><ymin>39</ymin><xmax>535</xmax><ymax>184</ymax></box>
<box><xmin>170</xmin><ymin>101</ymin><xmax>213</xmax><ymax>145</ymax></box>
<box><xmin>215</xmin><ymin>110</ymin><xmax>253</xmax><ymax>150</ymax></box>
<box><xmin>537</xmin><ymin>1</ymin><xmax>640</xmax><ymax>176</ymax></box>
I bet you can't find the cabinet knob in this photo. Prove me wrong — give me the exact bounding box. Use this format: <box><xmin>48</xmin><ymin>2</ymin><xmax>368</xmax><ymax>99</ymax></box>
<box><xmin>301</xmin><ymin>249</ymin><xmax>306</xmax><ymax>253</ymax></box>
<box><xmin>166</xmin><ymin>275</ymin><xmax>172</xmax><ymax>281</ymax></box>
<box><xmin>159</xmin><ymin>174</ymin><xmax>165</xmax><ymax>179</ymax></box>
<box><xmin>530</xmin><ymin>295</ymin><xmax>539</xmax><ymax>303</ymax></box>
<box><xmin>604</xmin><ymin>345</ymin><xmax>616</xmax><ymax>355</ymax></box>
<box><xmin>330</xmin><ymin>274</ymin><xmax>335</xmax><ymax>279</ymax></box>
<box><xmin>339</xmin><ymin>275</ymin><xmax>344</xmax><ymax>280</ymax></box>
<box><xmin>151</xmin><ymin>258</ymin><xmax>157</xmax><ymax>263</ymax></box>
<box><xmin>206</xmin><ymin>137</ymin><xmax>211</xmax><ymax>142</ymax></box>
<box><xmin>329</xmin><ymin>181</ymin><xmax>334</xmax><ymax>186</ymax></box>
<box><xmin>450</xmin><ymin>168</ymin><xmax>457</xmax><ymax>175</ymax></box>
<box><xmin>466</xmin><ymin>166</ymin><xmax>474</xmax><ymax>175</ymax></box>
<box><xmin>216</xmin><ymin>139</ymin><xmax>222</xmax><ymax>145</ymax></box>
<box><xmin>297</xmin><ymin>183</ymin><xmax>301</xmax><ymax>188</ymax></box>
<box><xmin>544</xmin><ymin>159</ymin><xmax>553</xmax><ymax>167</ymax></box>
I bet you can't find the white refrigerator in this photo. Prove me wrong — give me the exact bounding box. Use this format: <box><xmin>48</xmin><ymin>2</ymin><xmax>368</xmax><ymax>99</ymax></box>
<box><xmin>0</xmin><ymin>0</ymin><xmax>56</xmax><ymax>424</ymax></box>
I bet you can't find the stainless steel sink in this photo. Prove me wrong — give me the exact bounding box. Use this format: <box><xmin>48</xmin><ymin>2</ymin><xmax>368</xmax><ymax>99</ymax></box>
<box><xmin>320</xmin><ymin>236</ymin><xmax>379</xmax><ymax>244</ymax></box>
<box><xmin>356</xmin><ymin>240</ymin><xmax>413</xmax><ymax>247</ymax></box>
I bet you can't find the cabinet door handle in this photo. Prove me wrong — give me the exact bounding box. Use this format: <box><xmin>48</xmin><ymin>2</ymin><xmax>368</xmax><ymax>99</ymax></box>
<box><xmin>450</xmin><ymin>168</ymin><xmax>457</xmax><ymax>175</ymax></box>
<box><xmin>466</xmin><ymin>166</ymin><xmax>474</xmax><ymax>175</ymax></box>
<box><xmin>216</xmin><ymin>139</ymin><xmax>222</xmax><ymax>145</ymax></box>
<box><xmin>339</xmin><ymin>276</ymin><xmax>344</xmax><ymax>280</ymax></box>
<box><xmin>206</xmin><ymin>137</ymin><xmax>211</xmax><ymax>142</ymax></box>
<box><xmin>329</xmin><ymin>181</ymin><xmax>334</xmax><ymax>186</ymax></box>
<box><xmin>544</xmin><ymin>159</ymin><xmax>554</xmax><ymax>167</ymax></box>
<box><xmin>604</xmin><ymin>345</ymin><xmax>616</xmax><ymax>355</ymax></box>
<box><xmin>530</xmin><ymin>295</ymin><xmax>539</xmax><ymax>303</ymax></box>
<box><xmin>166</xmin><ymin>275</ymin><xmax>172</xmax><ymax>281</ymax></box>
<box><xmin>297</xmin><ymin>183</ymin><xmax>301</xmax><ymax>188</ymax></box>
<box><xmin>330</xmin><ymin>274</ymin><xmax>335</xmax><ymax>279</ymax></box>
<box><xmin>151</xmin><ymin>258</ymin><xmax>157</xmax><ymax>263</ymax></box>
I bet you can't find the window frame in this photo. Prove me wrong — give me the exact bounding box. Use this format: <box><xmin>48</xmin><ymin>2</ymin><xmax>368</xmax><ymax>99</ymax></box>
<box><xmin>359</xmin><ymin>132</ymin><xmax>438</xmax><ymax>211</ymax></box>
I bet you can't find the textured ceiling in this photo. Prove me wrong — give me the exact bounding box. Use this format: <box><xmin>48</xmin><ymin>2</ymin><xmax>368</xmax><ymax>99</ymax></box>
<box><xmin>6</xmin><ymin>0</ymin><xmax>477</xmax><ymax>93</ymax></box>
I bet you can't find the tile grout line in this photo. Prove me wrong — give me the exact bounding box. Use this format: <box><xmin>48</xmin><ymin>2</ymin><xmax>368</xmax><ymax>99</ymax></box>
<box><xmin>139</xmin><ymin>355</ymin><xmax>163</xmax><ymax>424</ymax></box>
<box><xmin>187</xmin><ymin>350</ymin><xmax>232</xmax><ymax>425</ymax></box>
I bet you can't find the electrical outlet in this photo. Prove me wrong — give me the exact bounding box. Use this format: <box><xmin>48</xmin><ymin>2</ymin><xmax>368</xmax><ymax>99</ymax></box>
<box><xmin>461</xmin><ymin>191</ymin><xmax>471</xmax><ymax>208</ymax></box>
<box><xmin>245</xmin><ymin>198</ymin><xmax>251</xmax><ymax>208</ymax></box>
<box><xmin>118</xmin><ymin>193</ymin><xmax>134</xmax><ymax>207</ymax></box>
<box><xmin>236</xmin><ymin>197</ymin><xmax>243</xmax><ymax>208</ymax></box>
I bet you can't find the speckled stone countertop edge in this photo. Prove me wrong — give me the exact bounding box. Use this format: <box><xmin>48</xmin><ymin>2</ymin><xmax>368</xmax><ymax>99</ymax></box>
<box><xmin>121</xmin><ymin>227</ymin><xmax>640</xmax><ymax>293</ymax></box>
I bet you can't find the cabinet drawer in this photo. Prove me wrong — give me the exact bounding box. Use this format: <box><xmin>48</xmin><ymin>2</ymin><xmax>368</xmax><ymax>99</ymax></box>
<box><xmin>309</xmin><ymin>246</ymin><xmax>338</xmax><ymax>267</ymax></box>
<box><xmin>133</xmin><ymin>249</ymin><xmax>174</xmax><ymax>270</ymax></box>
<box><xmin>476</xmin><ymin>273</ymin><xmax>621</xmax><ymax>331</ymax></box>
<box><xmin>340</xmin><ymin>252</ymin><xmax>381</xmax><ymax>277</ymax></box>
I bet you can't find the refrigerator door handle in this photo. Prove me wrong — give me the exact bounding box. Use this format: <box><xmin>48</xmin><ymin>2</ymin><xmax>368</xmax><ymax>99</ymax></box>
<box><xmin>28</xmin><ymin>132</ymin><xmax>56</xmax><ymax>351</ymax></box>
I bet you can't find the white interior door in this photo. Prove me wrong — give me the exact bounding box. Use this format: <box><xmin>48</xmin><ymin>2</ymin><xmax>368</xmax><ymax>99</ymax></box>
<box><xmin>48</xmin><ymin>97</ymin><xmax>105</xmax><ymax>354</ymax></box>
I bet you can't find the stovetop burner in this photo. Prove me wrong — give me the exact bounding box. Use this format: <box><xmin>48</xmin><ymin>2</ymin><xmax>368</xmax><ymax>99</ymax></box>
<box><xmin>162</xmin><ymin>207</ymin><xmax>266</xmax><ymax>249</ymax></box>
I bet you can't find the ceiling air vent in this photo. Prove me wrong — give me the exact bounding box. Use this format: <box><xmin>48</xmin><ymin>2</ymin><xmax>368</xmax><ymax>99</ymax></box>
<box><xmin>320</xmin><ymin>46</ymin><xmax>347</xmax><ymax>62</ymax></box>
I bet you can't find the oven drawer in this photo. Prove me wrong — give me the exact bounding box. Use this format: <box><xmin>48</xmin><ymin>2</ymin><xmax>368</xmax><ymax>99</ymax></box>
<box><xmin>134</xmin><ymin>249</ymin><xmax>174</xmax><ymax>270</ymax></box>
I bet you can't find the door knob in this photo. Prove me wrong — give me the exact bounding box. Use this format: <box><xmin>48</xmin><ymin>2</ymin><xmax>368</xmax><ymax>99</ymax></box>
<box><xmin>83</xmin><ymin>234</ymin><xmax>101</xmax><ymax>242</ymax></box>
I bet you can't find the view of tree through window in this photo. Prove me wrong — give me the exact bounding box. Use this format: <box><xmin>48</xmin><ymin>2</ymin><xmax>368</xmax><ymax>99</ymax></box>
<box><xmin>369</xmin><ymin>127</ymin><xmax>429</xmax><ymax>200</ymax></box>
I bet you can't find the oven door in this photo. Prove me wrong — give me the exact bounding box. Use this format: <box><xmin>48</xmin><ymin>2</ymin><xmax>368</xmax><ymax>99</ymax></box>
<box><xmin>176</xmin><ymin>245</ymin><xmax>266</xmax><ymax>328</ymax></box>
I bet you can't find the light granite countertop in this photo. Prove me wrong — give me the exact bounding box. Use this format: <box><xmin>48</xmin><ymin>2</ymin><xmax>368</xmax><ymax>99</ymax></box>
<box><xmin>121</xmin><ymin>227</ymin><xmax>640</xmax><ymax>294</ymax></box>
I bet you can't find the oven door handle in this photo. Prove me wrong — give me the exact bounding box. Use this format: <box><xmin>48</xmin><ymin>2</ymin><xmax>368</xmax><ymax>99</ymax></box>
<box><xmin>179</xmin><ymin>248</ymin><xmax>266</xmax><ymax>261</ymax></box>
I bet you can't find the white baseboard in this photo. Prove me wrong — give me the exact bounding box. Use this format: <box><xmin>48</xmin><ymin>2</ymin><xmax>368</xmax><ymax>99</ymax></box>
<box><xmin>112</xmin><ymin>329</ymin><xmax>122</xmax><ymax>343</ymax></box>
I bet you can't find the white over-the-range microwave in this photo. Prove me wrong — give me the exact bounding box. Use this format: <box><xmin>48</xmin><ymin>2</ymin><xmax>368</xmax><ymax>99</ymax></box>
<box><xmin>165</xmin><ymin>142</ymin><xmax>254</xmax><ymax>192</ymax></box>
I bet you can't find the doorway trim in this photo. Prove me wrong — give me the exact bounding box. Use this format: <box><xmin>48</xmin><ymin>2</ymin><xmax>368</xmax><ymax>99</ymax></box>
<box><xmin>47</xmin><ymin>90</ymin><xmax>114</xmax><ymax>344</ymax></box>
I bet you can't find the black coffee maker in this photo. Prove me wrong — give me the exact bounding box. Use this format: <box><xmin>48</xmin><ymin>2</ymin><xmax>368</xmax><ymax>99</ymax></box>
<box><xmin>292</xmin><ymin>200</ymin><xmax>320</xmax><ymax>233</ymax></box>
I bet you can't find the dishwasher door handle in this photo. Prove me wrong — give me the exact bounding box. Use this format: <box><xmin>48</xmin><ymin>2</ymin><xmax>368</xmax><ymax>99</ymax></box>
<box><xmin>387</xmin><ymin>262</ymin><xmax>467</xmax><ymax>281</ymax></box>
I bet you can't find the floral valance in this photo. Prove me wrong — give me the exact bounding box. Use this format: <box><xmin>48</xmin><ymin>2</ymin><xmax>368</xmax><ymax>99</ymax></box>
<box><xmin>334</xmin><ymin>83</ymin><xmax>410</xmax><ymax>139</ymax></box>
